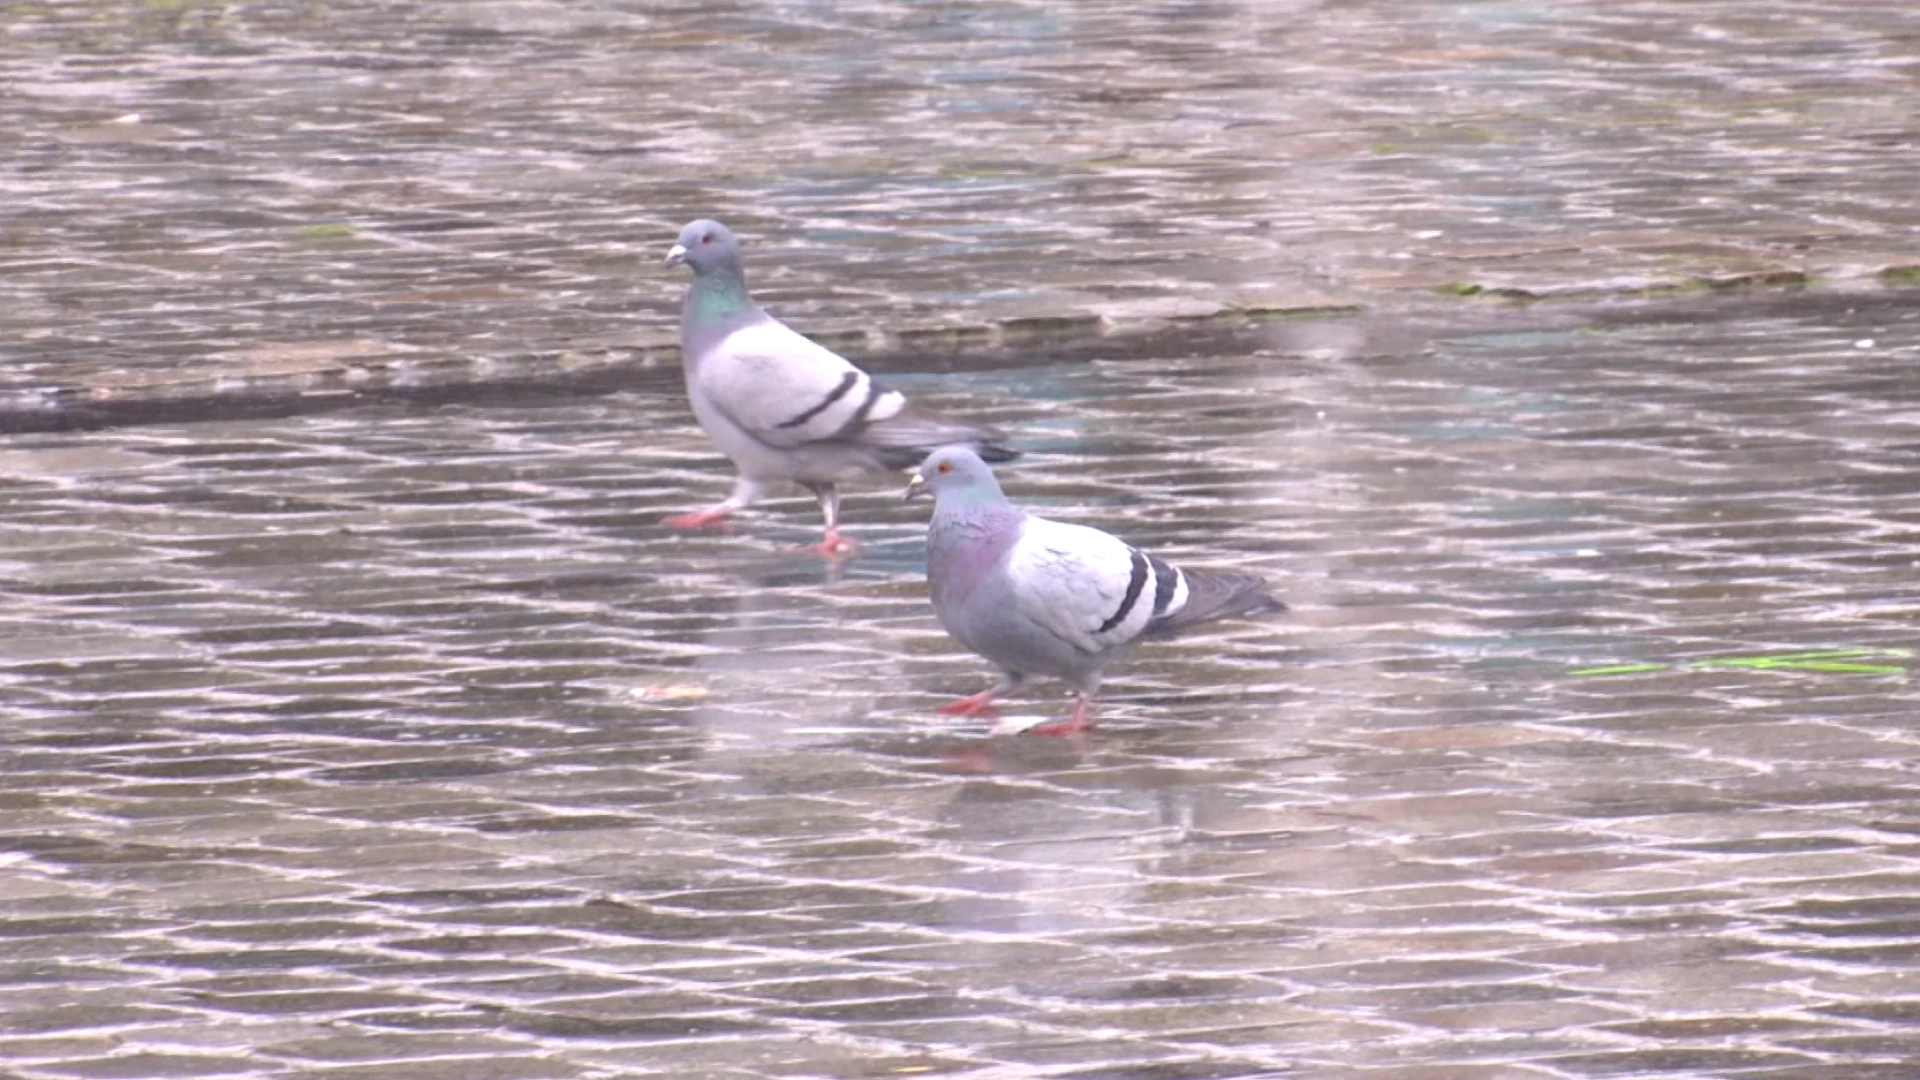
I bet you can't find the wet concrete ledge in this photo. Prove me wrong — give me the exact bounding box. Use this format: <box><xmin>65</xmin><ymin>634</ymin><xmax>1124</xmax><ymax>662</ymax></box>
<box><xmin>6</xmin><ymin>273</ymin><xmax>1915</xmax><ymax>436</ymax></box>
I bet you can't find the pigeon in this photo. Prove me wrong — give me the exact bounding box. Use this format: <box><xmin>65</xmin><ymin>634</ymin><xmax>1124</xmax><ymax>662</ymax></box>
<box><xmin>907</xmin><ymin>446</ymin><xmax>1285</xmax><ymax>735</ymax></box>
<box><xmin>662</xmin><ymin>219</ymin><xmax>1018</xmax><ymax>555</ymax></box>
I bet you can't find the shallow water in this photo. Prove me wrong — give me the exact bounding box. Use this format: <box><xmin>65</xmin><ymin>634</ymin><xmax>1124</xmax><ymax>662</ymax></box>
<box><xmin>2</xmin><ymin>293</ymin><xmax>1917</xmax><ymax>1078</ymax></box>
<box><xmin>3</xmin><ymin>0</ymin><xmax>1919</xmax><ymax>1076</ymax></box>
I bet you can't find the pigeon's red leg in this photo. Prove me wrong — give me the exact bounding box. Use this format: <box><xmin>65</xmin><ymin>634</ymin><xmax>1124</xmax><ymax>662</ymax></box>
<box><xmin>1031</xmin><ymin>696</ymin><xmax>1094</xmax><ymax>737</ymax></box>
<box><xmin>939</xmin><ymin>673</ymin><xmax>1021</xmax><ymax>716</ymax></box>
<box><xmin>792</xmin><ymin>527</ymin><xmax>859</xmax><ymax>558</ymax></box>
<box><xmin>663</xmin><ymin>477</ymin><xmax>763</xmax><ymax>534</ymax></box>
<box><xmin>790</xmin><ymin>484</ymin><xmax>857</xmax><ymax>557</ymax></box>
<box><xmin>937</xmin><ymin>687</ymin><xmax>1003</xmax><ymax>716</ymax></box>
<box><xmin>662</xmin><ymin>505</ymin><xmax>734</xmax><ymax>531</ymax></box>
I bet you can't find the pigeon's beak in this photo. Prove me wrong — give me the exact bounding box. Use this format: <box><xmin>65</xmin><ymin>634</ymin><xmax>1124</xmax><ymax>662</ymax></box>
<box><xmin>664</xmin><ymin>244</ymin><xmax>687</xmax><ymax>268</ymax></box>
<box><xmin>904</xmin><ymin>471</ymin><xmax>929</xmax><ymax>502</ymax></box>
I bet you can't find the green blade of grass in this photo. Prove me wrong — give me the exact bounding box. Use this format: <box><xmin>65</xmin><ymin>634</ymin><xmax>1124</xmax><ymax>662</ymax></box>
<box><xmin>1571</xmin><ymin>647</ymin><xmax>1909</xmax><ymax>678</ymax></box>
<box><xmin>1773</xmin><ymin>661</ymin><xmax>1908</xmax><ymax>674</ymax></box>
<box><xmin>1569</xmin><ymin>662</ymin><xmax>1670</xmax><ymax>677</ymax></box>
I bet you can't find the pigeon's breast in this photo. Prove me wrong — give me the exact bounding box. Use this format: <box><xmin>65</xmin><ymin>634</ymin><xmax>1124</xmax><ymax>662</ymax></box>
<box><xmin>927</xmin><ymin>510</ymin><xmax>1047</xmax><ymax>662</ymax></box>
<box><xmin>928</xmin><ymin>514</ymin><xmax>1017</xmax><ymax>598</ymax></box>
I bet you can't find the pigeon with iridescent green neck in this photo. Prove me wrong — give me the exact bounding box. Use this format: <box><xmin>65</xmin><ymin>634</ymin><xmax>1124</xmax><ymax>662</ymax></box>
<box><xmin>906</xmin><ymin>446</ymin><xmax>1285</xmax><ymax>735</ymax></box>
<box><xmin>662</xmin><ymin>219</ymin><xmax>1017</xmax><ymax>556</ymax></box>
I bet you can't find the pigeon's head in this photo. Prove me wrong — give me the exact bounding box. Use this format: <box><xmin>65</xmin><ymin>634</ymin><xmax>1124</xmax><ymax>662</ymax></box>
<box><xmin>665</xmin><ymin>219</ymin><xmax>743</xmax><ymax>275</ymax></box>
<box><xmin>906</xmin><ymin>446</ymin><xmax>1004</xmax><ymax>504</ymax></box>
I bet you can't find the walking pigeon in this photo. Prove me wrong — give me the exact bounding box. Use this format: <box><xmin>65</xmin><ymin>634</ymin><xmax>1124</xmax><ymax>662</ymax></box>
<box><xmin>662</xmin><ymin>219</ymin><xmax>1018</xmax><ymax>555</ymax></box>
<box><xmin>907</xmin><ymin>446</ymin><xmax>1285</xmax><ymax>735</ymax></box>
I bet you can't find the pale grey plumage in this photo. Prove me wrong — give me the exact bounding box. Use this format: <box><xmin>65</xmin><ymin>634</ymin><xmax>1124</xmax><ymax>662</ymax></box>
<box><xmin>909</xmin><ymin>446</ymin><xmax>1285</xmax><ymax>732</ymax></box>
<box><xmin>662</xmin><ymin>219</ymin><xmax>1016</xmax><ymax>552</ymax></box>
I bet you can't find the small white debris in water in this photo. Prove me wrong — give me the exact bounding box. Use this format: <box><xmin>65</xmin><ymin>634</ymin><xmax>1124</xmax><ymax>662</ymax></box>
<box><xmin>627</xmin><ymin>684</ymin><xmax>709</xmax><ymax>701</ymax></box>
<box><xmin>1854</xmin><ymin>339</ymin><xmax>1874</xmax><ymax>349</ymax></box>
<box><xmin>988</xmin><ymin>714</ymin><xmax>1053</xmax><ymax>736</ymax></box>
<box><xmin>1578</xmin><ymin>548</ymin><xmax>1600</xmax><ymax>557</ymax></box>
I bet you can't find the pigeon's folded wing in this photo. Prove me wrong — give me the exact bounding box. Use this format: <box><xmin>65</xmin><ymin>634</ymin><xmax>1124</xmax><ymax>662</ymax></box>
<box><xmin>694</xmin><ymin>320</ymin><xmax>907</xmax><ymax>450</ymax></box>
<box><xmin>1006</xmin><ymin>517</ymin><xmax>1187</xmax><ymax>655</ymax></box>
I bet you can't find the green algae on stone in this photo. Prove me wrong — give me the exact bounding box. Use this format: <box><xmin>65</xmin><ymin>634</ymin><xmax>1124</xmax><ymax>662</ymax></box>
<box><xmin>1572</xmin><ymin>648</ymin><xmax>1912</xmax><ymax>678</ymax></box>
<box><xmin>802</xmin><ymin>328</ymin><xmax>875</xmax><ymax>354</ymax></box>
<box><xmin>1233</xmin><ymin>302</ymin><xmax>1364</xmax><ymax>321</ymax></box>
<box><xmin>1704</xmin><ymin>270</ymin><xmax>1811</xmax><ymax>292</ymax></box>
<box><xmin>291</xmin><ymin>223</ymin><xmax>356</xmax><ymax>242</ymax></box>
<box><xmin>1433</xmin><ymin>282</ymin><xmax>1538</xmax><ymax>302</ymax></box>
<box><xmin>1638</xmin><ymin>279</ymin><xmax>1715</xmax><ymax>300</ymax></box>
<box><xmin>997</xmin><ymin>313</ymin><xmax>1104</xmax><ymax>340</ymax></box>
<box><xmin>895</xmin><ymin>324</ymin><xmax>996</xmax><ymax>349</ymax></box>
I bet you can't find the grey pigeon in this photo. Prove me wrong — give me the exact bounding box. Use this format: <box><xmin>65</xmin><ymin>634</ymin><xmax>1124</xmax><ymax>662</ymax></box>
<box><xmin>663</xmin><ymin>219</ymin><xmax>1017</xmax><ymax>554</ymax></box>
<box><xmin>907</xmin><ymin>446</ymin><xmax>1285</xmax><ymax>734</ymax></box>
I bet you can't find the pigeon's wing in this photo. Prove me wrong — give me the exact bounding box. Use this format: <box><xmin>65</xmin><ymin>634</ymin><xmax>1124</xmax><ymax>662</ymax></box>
<box><xmin>695</xmin><ymin>319</ymin><xmax>1015</xmax><ymax>468</ymax></box>
<box><xmin>849</xmin><ymin>403</ymin><xmax>1017</xmax><ymax>470</ymax></box>
<box><xmin>1004</xmin><ymin>516</ymin><xmax>1191</xmax><ymax>655</ymax></box>
<box><xmin>693</xmin><ymin>319</ymin><xmax>910</xmax><ymax>451</ymax></box>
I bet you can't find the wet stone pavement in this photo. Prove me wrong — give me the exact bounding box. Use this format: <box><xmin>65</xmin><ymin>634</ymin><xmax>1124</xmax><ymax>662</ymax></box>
<box><xmin>3</xmin><ymin>0</ymin><xmax>1919</xmax><ymax>414</ymax></box>
<box><xmin>4</xmin><ymin>0</ymin><xmax>1920</xmax><ymax>1077</ymax></box>
<box><xmin>1</xmin><ymin>295</ymin><xmax>1918</xmax><ymax>1078</ymax></box>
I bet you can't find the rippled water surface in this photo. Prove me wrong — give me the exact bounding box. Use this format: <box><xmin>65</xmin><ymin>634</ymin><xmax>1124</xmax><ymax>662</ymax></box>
<box><xmin>3</xmin><ymin>294</ymin><xmax>1918</xmax><ymax>1078</ymax></box>
<box><xmin>3</xmin><ymin>0</ymin><xmax>1917</xmax><ymax>406</ymax></box>
<box><xmin>3</xmin><ymin>1</ymin><xmax>1920</xmax><ymax>1078</ymax></box>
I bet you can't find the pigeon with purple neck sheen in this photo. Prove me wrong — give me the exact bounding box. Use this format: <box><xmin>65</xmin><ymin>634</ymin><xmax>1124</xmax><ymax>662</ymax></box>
<box><xmin>662</xmin><ymin>219</ymin><xmax>1018</xmax><ymax>556</ymax></box>
<box><xmin>906</xmin><ymin>446</ymin><xmax>1286</xmax><ymax>734</ymax></box>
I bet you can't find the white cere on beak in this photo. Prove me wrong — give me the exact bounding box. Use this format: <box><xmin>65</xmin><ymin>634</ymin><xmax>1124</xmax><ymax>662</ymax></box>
<box><xmin>904</xmin><ymin>472</ymin><xmax>929</xmax><ymax>501</ymax></box>
<box><xmin>664</xmin><ymin>243</ymin><xmax>688</xmax><ymax>267</ymax></box>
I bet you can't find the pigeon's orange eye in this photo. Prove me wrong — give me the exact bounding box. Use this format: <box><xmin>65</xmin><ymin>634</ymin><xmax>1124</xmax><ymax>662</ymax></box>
<box><xmin>701</xmin><ymin>233</ymin><xmax>713</xmax><ymax>244</ymax></box>
<box><xmin>937</xmin><ymin>461</ymin><xmax>952</xmax><ymax>474</ymax></box>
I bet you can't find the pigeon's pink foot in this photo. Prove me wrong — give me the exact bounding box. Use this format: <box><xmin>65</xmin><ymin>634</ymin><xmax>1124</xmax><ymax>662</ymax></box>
<box><xmin>663</xmin><ymin>507</ymin><xmax>734</xmax><ymax>532</ymax></box>
<box><xmin>790</xmin><ymin>530</ymin><xmax>858</xmax><ymax>558</ymax></box>
<box><xmin>937</xmin><ymin>689</ymin><xmax>1002</xmax><ymax>716</ymax></box>
<box><xmin>1030</xmin><ymin>698</ymin><xmax>1094</xmax><ymax>737</ymax></box>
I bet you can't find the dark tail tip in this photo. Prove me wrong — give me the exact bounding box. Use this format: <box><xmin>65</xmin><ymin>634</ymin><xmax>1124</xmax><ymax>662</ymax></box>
<box><xmin>877</xmin><ymin>440</ymin><xmax>1020</xmax><ymax>472</ymax></box>
<box><xmin>1147</xmin><ymin>573</ymin><xmax>1285</xmax><ymax>637</ymax></box>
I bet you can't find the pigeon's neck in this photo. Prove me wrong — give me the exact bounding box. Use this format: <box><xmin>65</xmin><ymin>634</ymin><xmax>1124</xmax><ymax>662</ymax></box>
<box><xmin>928</xmin><ymin>501</ymin><xmax>1023</xmax><ymax>600</ymax></box>
<box><xmin>682</xmin><ymin>265</ymin><xmax>760</xmax><ymax>332</ymax></box>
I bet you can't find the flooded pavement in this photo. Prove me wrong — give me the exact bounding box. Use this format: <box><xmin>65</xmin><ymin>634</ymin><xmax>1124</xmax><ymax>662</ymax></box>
<box><xmin>3</xmin><ymin>0</ymin><xmax>1919</xmax><ymax>414</ymax></box>
<box><xmin>2</xmin><ymin>293</ymin><xmax>1918</xmax><ymax>1078</ymax></box>
<box><xmin>3</xmin><ymin>0</ymin><xmax>1920</xmax><ymax>1078</ymax></box>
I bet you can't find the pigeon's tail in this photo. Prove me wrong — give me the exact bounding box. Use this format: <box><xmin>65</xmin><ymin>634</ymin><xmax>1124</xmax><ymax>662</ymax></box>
<box><xmin>1145</xmin><ymin>570</ymin><xmax>1285</xmax><ymax>638</ymax></box>
<box><xmin>860</xmin><ymin>403</ymin><xmax>1020</xmax><ymax>471</ymax></box>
